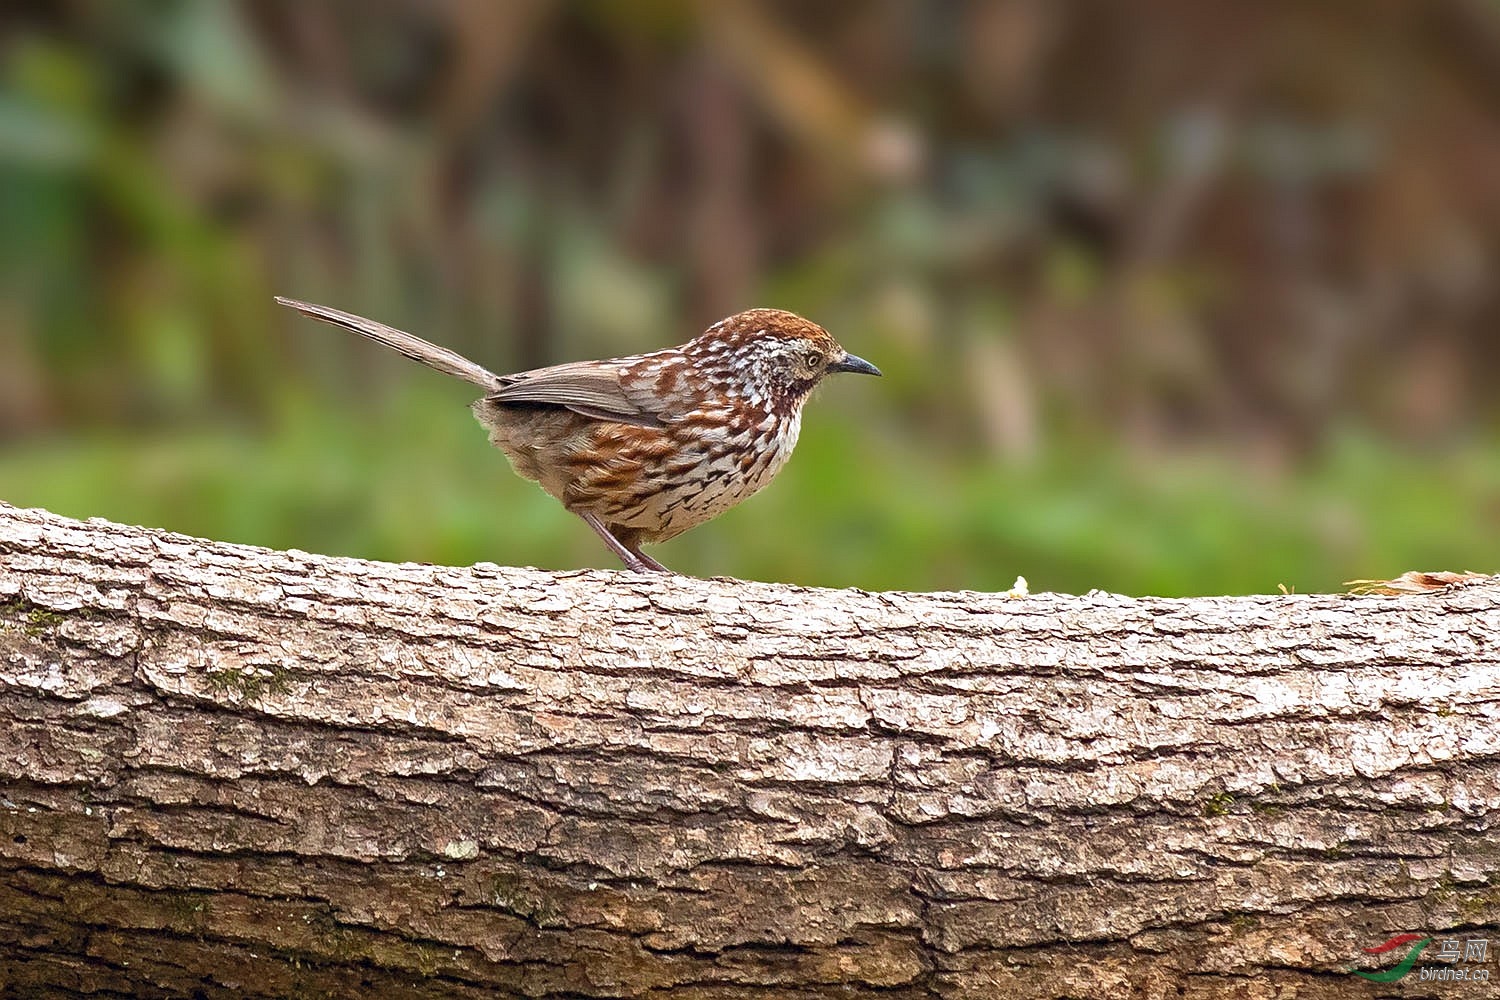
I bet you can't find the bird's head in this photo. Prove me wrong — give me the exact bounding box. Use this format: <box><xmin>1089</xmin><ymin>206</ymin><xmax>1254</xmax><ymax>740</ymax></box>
<box><xmin>686</xmin><ymin>308</ymin><xmax>880</xmax><ymax>414</ymax></box>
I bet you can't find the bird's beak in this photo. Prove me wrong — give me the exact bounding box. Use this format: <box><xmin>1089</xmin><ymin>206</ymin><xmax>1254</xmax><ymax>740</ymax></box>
<box><xmin>828</xmin><ymin>353</ymin><xmax>881</xmax><ymax>377</ymax></box>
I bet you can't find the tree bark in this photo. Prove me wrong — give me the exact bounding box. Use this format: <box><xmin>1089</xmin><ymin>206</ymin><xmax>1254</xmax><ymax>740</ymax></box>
<box><xmin>1</xmin><ymin>502</ymin><xmax>1497</xmax><ymax>999</ymax></box>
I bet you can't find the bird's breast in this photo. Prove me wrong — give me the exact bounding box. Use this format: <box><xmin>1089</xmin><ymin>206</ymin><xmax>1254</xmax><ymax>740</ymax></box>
<box><xmin>598</xmin><ymin>406</ymin><xmax>802</xmax><ymax>540</ymax></box>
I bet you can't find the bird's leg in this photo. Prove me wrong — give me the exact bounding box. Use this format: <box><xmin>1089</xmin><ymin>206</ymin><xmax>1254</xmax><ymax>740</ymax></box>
<box><xmin>579</xmin><ymin>513</ymin><xmax>672</xmax><ymax>573</ymax></box>
<box><xmin>608</xmin><ymin>522</ymin><xmax>674</xmax><ymax>573</ymax></box>
<box><xmin>624</xmin><ymin>542</ymin><xmax>671</xmax><ymax>573</ymax></box>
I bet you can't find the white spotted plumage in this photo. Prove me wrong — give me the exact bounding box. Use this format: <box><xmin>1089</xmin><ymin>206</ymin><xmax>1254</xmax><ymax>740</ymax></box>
<box><xmin>604</xmin><ymin>403</ymin><xmax>802</xmax><ymax>539</ymax></box>
<box><xmin>277</xmin><ymin>297</ymin><xmax>876</xmax><ymax>572</ymax></box>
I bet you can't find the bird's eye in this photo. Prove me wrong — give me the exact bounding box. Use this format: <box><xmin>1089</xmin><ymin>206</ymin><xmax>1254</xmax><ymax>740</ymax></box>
<box><xmin>803</xmin><ymin>346</ymin><xmax>823</xmax><ymax>368</ymax></box>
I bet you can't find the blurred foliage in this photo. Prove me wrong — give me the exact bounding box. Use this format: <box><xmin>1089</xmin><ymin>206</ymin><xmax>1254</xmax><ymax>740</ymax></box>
<box><xmin>2</xmin><ymin>0</ymin><xmax>1499</xmax><ymax>594</ymax></box>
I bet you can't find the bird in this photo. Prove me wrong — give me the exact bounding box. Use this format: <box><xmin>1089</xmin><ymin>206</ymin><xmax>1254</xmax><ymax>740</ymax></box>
<box><xmin>275</xmin><ymin>297</ymin><xmax>880</xmax><ymax>573</ymax></box>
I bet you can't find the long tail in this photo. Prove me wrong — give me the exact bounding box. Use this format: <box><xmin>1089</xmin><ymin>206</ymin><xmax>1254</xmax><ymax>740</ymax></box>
<box><xmin>275</xmin><ymin>296</ymin><xmax>501</xmax><ymax>391</ymax></box>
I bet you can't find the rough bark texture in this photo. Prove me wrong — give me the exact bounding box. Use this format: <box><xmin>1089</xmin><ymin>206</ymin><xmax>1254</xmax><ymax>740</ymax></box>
<box><xmin>1</xmin><ymin>503</ymin><xmax>1497</xmax><ymax>999</ymax></box>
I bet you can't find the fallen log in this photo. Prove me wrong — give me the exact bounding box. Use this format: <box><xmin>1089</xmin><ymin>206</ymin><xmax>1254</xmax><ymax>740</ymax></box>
<box><xmin>1</xmin><ymin>503</ymin><xmax>1496</xmax><ymax>998</ymax></box>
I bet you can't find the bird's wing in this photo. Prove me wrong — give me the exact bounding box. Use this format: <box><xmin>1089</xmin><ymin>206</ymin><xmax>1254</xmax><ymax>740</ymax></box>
<box><xmin>487</xmin><ymin>358</ymin><xmax>668</xmax><ymax>428</ymax></box>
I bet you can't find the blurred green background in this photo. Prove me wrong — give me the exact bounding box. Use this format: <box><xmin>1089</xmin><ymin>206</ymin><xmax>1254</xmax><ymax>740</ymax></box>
<box><xmin>2</xmin><ymin>1</ymin><xmax>1498</xmax><ymax>595</ymax></box>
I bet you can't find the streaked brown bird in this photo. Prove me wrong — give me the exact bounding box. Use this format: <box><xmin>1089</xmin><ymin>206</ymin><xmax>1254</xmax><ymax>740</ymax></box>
<box><xmin>275</xmin><ymin>297</ymin><xmax>880</xmax><ymax>572</ymax></box>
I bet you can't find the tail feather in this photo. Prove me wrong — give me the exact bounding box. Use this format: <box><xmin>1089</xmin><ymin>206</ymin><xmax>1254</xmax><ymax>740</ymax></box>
<box><xmin>275</xmin><ymin>296</ymin><xmax>501</xmax><ymax>391</ymax></box>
